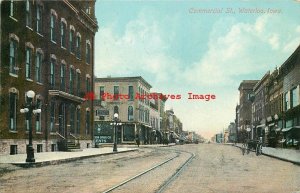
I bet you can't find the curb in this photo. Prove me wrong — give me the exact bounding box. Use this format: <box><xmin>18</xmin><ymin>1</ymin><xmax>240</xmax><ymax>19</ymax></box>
<box><xmin>232</xmin><ymin>144</ymin><xmax>300</xmax><ymax>166</ymax></box>
<box><xmin>11</xmin><ymin>149</ymin><xmax>138</xmax><ymax>168</ymax></box>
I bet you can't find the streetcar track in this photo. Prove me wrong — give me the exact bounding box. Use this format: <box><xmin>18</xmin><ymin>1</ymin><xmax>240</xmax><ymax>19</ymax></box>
<box><xmin>101</xmin><ymin>148</ymin><xmax>195</xmax><ymax>193</ymax></box>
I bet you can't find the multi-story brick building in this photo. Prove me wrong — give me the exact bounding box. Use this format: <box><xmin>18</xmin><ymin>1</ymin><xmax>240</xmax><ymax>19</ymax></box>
<box><xmin>252</xmin><ymin>71</ymin><xmax>270</xmax><ymax>144</ymax></box>
<box><xmin>0</xmin><ymin>0</ymin><xmax>98</xmax><ymax>155</ymax></box>
<box><xmin>238</xmin><ymin>80</ymin><xmax>259</xmax><ymax>135</ymax></box>
<box><xmin>94</xmin><ymin>76</ymin><xmax>153</xmax><ymax>145</ymax></box>
<box><xmin>281</xmin><ymin>44</ymin><xmax>300</xmax><ymax>148</ymax></box>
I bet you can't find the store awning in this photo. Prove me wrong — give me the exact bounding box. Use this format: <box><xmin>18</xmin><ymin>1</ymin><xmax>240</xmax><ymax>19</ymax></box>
<box><xmin>282</xmin><ymin>126</ymin><xmax>300</xmax><ymax>132</ymax></box>
<box><xmin>256</xmin><ymin>124</ymin><xmax>265</xmax><ymax>128</ymax></box>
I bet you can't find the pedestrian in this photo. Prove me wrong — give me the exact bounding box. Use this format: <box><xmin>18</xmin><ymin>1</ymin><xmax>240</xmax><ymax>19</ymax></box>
<box><xmin>135</xmin><ymin>134</ymin><xmax>140</xmax><ymax>147</ymax></box>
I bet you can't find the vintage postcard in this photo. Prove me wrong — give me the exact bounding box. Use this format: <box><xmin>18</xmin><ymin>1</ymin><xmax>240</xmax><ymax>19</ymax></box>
<box><xmin>0</xmin><ymin>0</ymin><xmax>300</xmax><ymax>193</ymax></box>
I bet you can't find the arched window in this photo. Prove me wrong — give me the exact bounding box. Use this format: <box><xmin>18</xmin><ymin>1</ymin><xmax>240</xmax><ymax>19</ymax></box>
<box><xmin>50</xmin><ymin>9</ymin><xmax>57</xmax><ymax>42</ymax></box>
<box><xmin>61</xmin><ymin>18</ymin><xmax>67</xmax><ymax>48</ymax></box>
<box><xmin>9</xmin><ymin>88</ymin><xmax>19</xmax><ymax>131</ymax></box>
<box><xmin>35</xmin><ymin>49</ymin><xmax>44</xmax><ymax>83</ymax></box>
<box><xmin>114</xmin><ymin>106</ymin><xmax>119</xmax><ymax>114</ymax></box>
<box><xmin>128</xmin><ymin>106</ymin><xmax>133</xmax><ymax>121</ymax></box>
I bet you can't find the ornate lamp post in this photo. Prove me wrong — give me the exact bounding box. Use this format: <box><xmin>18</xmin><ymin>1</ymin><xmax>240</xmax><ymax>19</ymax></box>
<box><xmin>20</xmin><ymin>90</ymin><xmax>41</xmax><ymax>163</ymax></box>
<box><xmin>110</xmin><ymin>113</ymin><xmax>122</xmax><ymax>152</ymax></box>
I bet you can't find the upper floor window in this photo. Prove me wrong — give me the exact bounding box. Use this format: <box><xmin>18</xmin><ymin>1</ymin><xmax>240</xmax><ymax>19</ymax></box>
<box><xmin>86</xmin><ymin>40</ymin><xmax>91</xmax><ymax>64</ymax></box>
<box><xmin>76</xmin><ymin>70</ymin><xmax>81</xmax><ymax>96</ymax></box>
<box><xmin>35</xmin><ymin>50</ymin><xmax>43</xmax><ymax>83</ymax></box>
<box><xmin>60</xmin><ymin>62</ymin><xmax>66</xmax><ymax>91</ymax></box>
<box><xmin>36</xmin><ymin>5</ymin><xmax>43</xmax><ymax>34</ymax></box>
<box><xmin>25</xmin><ymin>47</ymin><xmax>32</xmax><ymax>79</ymax></box>
<box><xmin>76</xmin><ymin>33</ymin><xmax>81</xmax><ymax>59</ymax></box>
<box><xmin>114</xmin><ymin>106</ymin><xmax>119</xmax><ymax>114</ymax></box>
<box><xmin>10</xmin><ymin>0</ymin><xmax>16</xmax><ymax>18</ymax></box>
<box><xmin>128</xmin><ymin>86</ymin><xmax>134</xmax><ymax>101</ymax></box>
<box><xmin>128</xmin><ymin>106</ymin><xmax>134</xmax><ymax>121</ymax></box>
<box><xmin>9</xmin><ymin>38</ymin><xmax>18</xmax><ymax>75</ymax></box>
<box><xmin>9</xmin><ymin>90</ymin><xmax>18</xmax><ymax>131</ymax></box>
<box><xmin>26</xmin><ymin>0</ymin><xmax>32</xmax><ymax>27</ymax></box>
<box><xmin>61</xmin><ymin>19</ymin><xmax>67</xmax><ymax>48</ymax></box>
<box><xmin>69</xmin><ymin>26</ymin><xmax>75</xmax><ymax>53</ymax></box>
<box><xmin>100</xmin><ymin>86</ymin><xmax>104</xmax><ymax>101</ymax></box>
<box><xmin>284</xmin><ymin>92</ymin><xmax>289</xmax><ymax>111</ymax></box>
<box><xmin>291</xmin><ymin>87</ymin><xmax>299</xmax><ymax>108</ymax></box>
<box><xmin>50</xmin><ymin>57</ymin><xmax>56</xmax><ymax>87</ymax></box>
<box><xmin>86</xmin><ymin>75</ymin><xmax>91</xmax><ymax>93</ymax></box>
<box><xmin>69</xmin><ymin>67</ymin><xmax>75</xmax><ymax>94</ymax></box>
<box><xmin>114</xmin><ymin>86</ymin><xmax>119</xmax><ymax>100</ymax></box>
<box><xmin>50</xmin><ymin>10</ymin><xmax>57</xmax><ymax>42</ymax></box>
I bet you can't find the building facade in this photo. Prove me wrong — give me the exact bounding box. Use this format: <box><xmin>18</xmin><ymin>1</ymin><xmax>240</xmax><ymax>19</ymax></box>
<box><xmin>0</xmin><ymin>0</ymin><xmax>98</xmax><ymax>155</ymax></box>
<box><xmin>238</xmin><ymin>80</ymin><xmax>259</xmax><ymax>142</ymax></box>
<box><xmin>94</xmin><ymin>76</ymin><xmax>155</xmax><ymax>145</ymax></box>
<box><xmin>281</xmin><ymin>44</ymin><xmax>300</xmax><ymax>148</ymax></box>
<box><xmin>252</xmin><ymin>72</ymin><xmax>270</xmax><ymax>144</ymax></box>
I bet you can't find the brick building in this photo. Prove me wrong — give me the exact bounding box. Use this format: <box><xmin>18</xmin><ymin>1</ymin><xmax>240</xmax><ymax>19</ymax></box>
<box><xmin>238</xmin><ymin>80</ymin><xmax>259</xmax><ymax>137</ymax></box>
<box><xmin>281</xmin><ymin>44</ymin><xmax>300</xmax><ymax>148</ymax></box>
<box><xmin>252</xmin><ymin>71</ymin><xmax>270</xmax><ymax>144</ymax></box>
<box><xmin>0</xmin><ymin>0</ymin><xmax>98</xmax><ymax>155</ymax></box>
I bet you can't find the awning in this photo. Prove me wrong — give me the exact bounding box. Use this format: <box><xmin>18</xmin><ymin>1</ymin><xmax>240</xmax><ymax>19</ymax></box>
<box><xmin>268</xmin><ymin>123</ymin><xmax>275</xmax><ymax>127</ymax></box>
<box><xmin>282</xmin><ymin>126</ymin><xmax>300</xmax><ymax>132</ymax></box>
<box><xmin>256</xmin><ymin>124</ymin><xmax>265</xmax><ymax>128</ymax></box>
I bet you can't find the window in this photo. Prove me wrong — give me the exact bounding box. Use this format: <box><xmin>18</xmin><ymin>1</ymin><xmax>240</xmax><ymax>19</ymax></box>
<box><xmin>291</xmin><ymin>87</ymin><xmax>299</xmax><ymax>108</ymax></box>
<box><xmin>76</xmin><ymin>71</ymin><xmax>81</xmax><ymax>96</ymax></box>
<box><xmin>86</xmin><ymin>76</ymin><xmax>91</xmax><ymax>93</ymax></box>
<box><xmin>85</xmin><ymin>110</ymin><xmax>90</xmax><ymax>135</ymax></box>
<box><xmin>36</xmin><ymin>5</ymin><xmax>43</xmax><ymax>34</ymax></box>
<box><xmin>50</xmin><ymin>13</ymin><xmax>56</xmax><ymax>42</ymax></box>
<box><xmin>25</xmin><ymin>47</ymin><xmax>32</xmax><ymax>79</ymax></box>
<box><xmin>69</xmin><ymin>68</ymin><xmax>75</xmax><ymax>94</ymax></box>
<box><xmin>69</xmin><ymin>28</ymin><xmax>75</xmax><ymax>53</ymax></box>
<box><xmin>113</xmin><ymin>86</ymin><xmax>119</xmax><ymax>100</ymax></box>
<box><xmin>100</xmin><ymin>86</ymin><xmax>104</xmax><ymax>101</ymax></box>
<box><xmin>35</xmin><ymin>98</ymin><xmax>42</xmax><ymax>132</ymax></box>
<box><xmin>86</xmin><ymin>41</ymin><xmax>91</xmax><ymax>64</ymax></box>
<box><xmin>36</xmin><ymin>51</ymin><xmax>42</xmax><ymax>83</ymax></box>
<box><xmin>76</xmin><ymin>34</ymin><xmax>81</xmax><ymax>59</ymax></box>
<box><xmin>9</xmin><ymin>92</ymin><xmax>17</xmax><ymax>131</ymax></box>
<box><xmin>128</xmin><ymin>106</ymin><xmax>133</xmax><ymax>121</ymax></box>
<box><xmin>10</xmin><ymin>0</ymin><xmax>16</xmax><ymax>18</ymax></box>
<box><xmin>70</xmin><ymin>105</ymin><xmax>75</xmax><ymax>133</ymax></box>
<box><xmin>60</xmin><ymin>63</ymin><xmax>66</xmax><ymax>91</ymax></box>
<box><xmin>76</xmin><ymin>108</ymin><xmax>80</xmax><ymax>134</ymax></box>
<box><xmin>61</xmin><ymin>20</ymin><xmax>66</xmax><ymax>48</ymax></box>
<box><xmin>50</xmin><ymin>58</ymin><xmax>56</xmax><ymax>87</ymax></box>
<box><xmin>284</xmin><ymin>92</ymin><xmax>289</xmax><ymax>111</ymax></box>
<box><xmin>50</xmin><ymin>101</ymin><xmax>55</xmax><ymax>132</ymax></box>
<box><xmin>26</xmin><ymin>0</ymin><xmax>32</xmax><ymax>27</ymax></box>
<box><xmin>114</xmin><ymin>106</ymin><xmax>119</xmax><ymax>114</ymax></box>
<box><xmin>9</xmin><ymin>39</ymin><xmax>18</xmax><ymax>75</ymax></box>
<box><xmin>128</xmin><ymin>86</ymin><xmax>134</xmax><ymax>101</ymax></box>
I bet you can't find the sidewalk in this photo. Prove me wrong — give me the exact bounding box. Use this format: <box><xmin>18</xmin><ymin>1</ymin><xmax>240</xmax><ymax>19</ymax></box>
<box><xmin>0</xmin><ymin>147</ymin><xmax>138</xmax><ymax>167</ymax></box>
<box><xmin>233</xmin><ymin>143</ymin><xmax>300</xmax><ymax>165</ymax></box>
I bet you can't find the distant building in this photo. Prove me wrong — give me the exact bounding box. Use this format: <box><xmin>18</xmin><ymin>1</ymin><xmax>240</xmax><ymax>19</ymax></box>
<box><xmin>0</xmin><ymin>0</ymin><xmax>98</xmax><ymax>155</ymax></box>
<box><xmin>252</xmin><ymin>71</ymin><xmax>270</xmax><ymax>144</ymax></box>
<box><xmin>238</xmin><ymin>80</ymin><xmax>259</xmax><ymax>135</ymax></box>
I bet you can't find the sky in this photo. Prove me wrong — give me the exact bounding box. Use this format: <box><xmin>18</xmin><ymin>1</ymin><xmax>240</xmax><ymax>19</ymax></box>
<box><xmin>94</xmin><ymin>0</ymin><xmax>300</xmax><ymax>139</ymax></box>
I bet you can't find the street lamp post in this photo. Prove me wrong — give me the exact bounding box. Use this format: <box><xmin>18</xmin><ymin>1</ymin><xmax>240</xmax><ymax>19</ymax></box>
<box><xmin>20</xmin><ymin>90</ymin><xmax>41</xmax><ymax>163</ymax></box>
<box><xmin>110</xmin><ymin>113</ymin><xmax>122</xmax><ymax>152</ymax></box>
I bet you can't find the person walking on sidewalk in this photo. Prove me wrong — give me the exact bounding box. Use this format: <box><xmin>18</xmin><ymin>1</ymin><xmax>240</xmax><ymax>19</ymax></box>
<box><xmin>135</xmin><ymin>134</ymin><xmax>140</xmax><ymax>147</ymax></box>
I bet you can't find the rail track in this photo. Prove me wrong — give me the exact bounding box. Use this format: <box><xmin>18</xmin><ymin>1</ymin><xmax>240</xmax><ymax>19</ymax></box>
<box><xmin>101</xmin><ymin>147</ymin><xmax>195</xmax><ymax>193</ymax></box>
